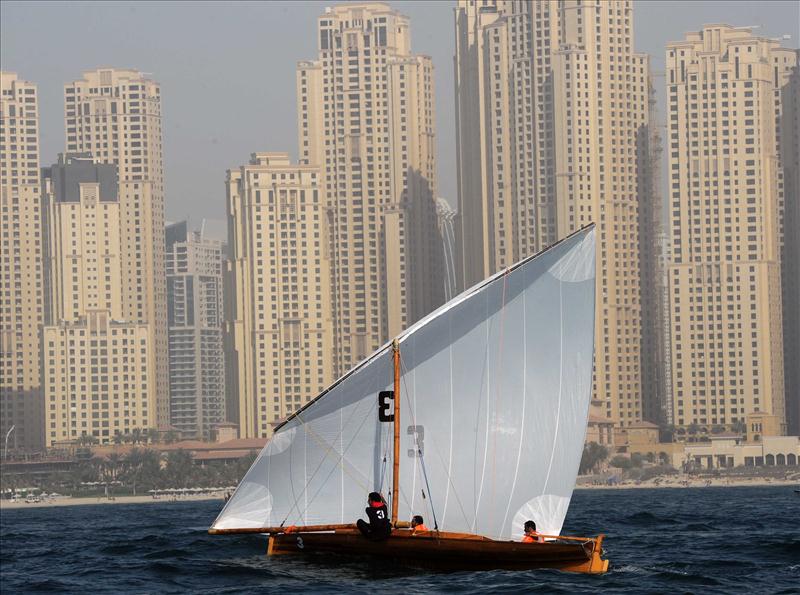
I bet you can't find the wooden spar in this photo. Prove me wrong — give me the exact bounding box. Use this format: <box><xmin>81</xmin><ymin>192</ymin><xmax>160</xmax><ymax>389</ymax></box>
<box><xmin>391</xmin><ymin>338</ymin><xmax>401</xmax><ymax>525</ymax></box>
<box><xmin>209</xmin><ymin>523</ymin><xmax>355</xmax><ymax>535</ymax></box>
<box><xmin>209</xmin><ymin>521</ymin><xmax>412</xmax><ymax>535</ymax></box>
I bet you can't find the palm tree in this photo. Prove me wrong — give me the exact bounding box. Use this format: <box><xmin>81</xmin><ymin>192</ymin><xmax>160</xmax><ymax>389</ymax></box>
<box><xmin>130</xmin><ymin>427</ymin><xmax>143</xmax><ymax>446</ymax></box>
<box><xmin>123</xmin><ymin>448</ymin><xmax>144</xmax><ymax>495</ymax></box>
<box><xmin>579</xmin><ymin>442</ymin><xmax>609</xmax><ymax>475</ymax></box>
<box><xmin>77</xmin><ymin>434</ymin><xmax>99</xmax><ymax>446</ymax></box>
<box><xmin>113</xmin><ymin>432</ymin><xmax>124</xmax><ymax>446</ymax></box>
<box><xmin>104</xmin><ymin>452</ymin><xmax>123</xmax><ymax>482</ymax></box>
<box><xmin>165</xmin><ymin>450</ymin><xmax>194</xmax><ymax>488</ymax></box>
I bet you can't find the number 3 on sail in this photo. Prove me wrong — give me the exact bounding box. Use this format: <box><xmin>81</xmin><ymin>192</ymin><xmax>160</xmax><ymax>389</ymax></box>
<box><xmin>209</xmin><ymin>226</ymin><xmax>609</xmax><ymax>574</ymax></box>
<box><xmin>378</xmin><ymin>391</ymin><xmax>395</xmax><ymax>422</ymax></box>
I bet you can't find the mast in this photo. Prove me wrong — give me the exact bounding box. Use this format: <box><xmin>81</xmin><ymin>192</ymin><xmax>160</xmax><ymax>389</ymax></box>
<box><xmin>391</xmin><ymin>338</ymin><xmax>400</xmax><ymax>525</ymax></box>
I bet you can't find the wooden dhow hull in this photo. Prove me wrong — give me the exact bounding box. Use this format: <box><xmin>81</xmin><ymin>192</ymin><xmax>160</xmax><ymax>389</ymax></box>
<box><xmin>266</xmin><ymin>528</ymin><xmax>609</xmax><ymax>574</ymax></box>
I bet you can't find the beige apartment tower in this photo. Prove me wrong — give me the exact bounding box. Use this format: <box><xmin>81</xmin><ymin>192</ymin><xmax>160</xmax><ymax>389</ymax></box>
<box><xmin>42</xmin><ymin>154</ymin><xmax>151</xmax><ymax>445</ymax></box>
<box><xmin>225</xmin><ymin>153</ymin><xmax>334</xmax><ymax>438</ymax></box>
<box><xmin>298</xmin><ymin>3</ymin><xmax>443</xmax><ymax>376</ymax></box>
<box><xmin>63</xmin><ymin>69</ymin><xmax>168</xmax><ymax>428</ymax></box>
<box><xmin>666</xmin><ymin>25</ymin><xmax>797</xmax><ymax>433</ymax></box>
<box><xmin>454</xmin><ymin>0</ymin><xmax>655</xmax><ymax>427</ymax></box>
<box><xmin>166</xmin><ymin>221</ymin><xmax>226</xmax><ymax>439</ymax></box>
<box><xmin>776</xmin><ymin>50</ymin><xmax>800</xmax><ymax>435</ymax></box>
<box><xmin>0</xmin><ymin>72</ymin><xmax>44</xmax><ymax>449</ymax></box>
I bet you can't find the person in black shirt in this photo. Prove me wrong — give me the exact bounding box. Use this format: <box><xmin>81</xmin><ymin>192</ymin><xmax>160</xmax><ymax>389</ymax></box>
<box><xmin>356</xmin><ymin>492</ymin><xmax>391</xmax><ymax>540</ymax></box>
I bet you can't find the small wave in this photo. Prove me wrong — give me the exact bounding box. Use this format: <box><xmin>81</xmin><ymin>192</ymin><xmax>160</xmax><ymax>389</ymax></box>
<box><xmin>610</xmin><ymin>564</ymin><xmax>653</xmax><ymax>575</ymax></box>
<box><xmin>147</xmin><ymin>560</ymin><xmax>182</xmax><ymax>574</ymax></box>
<box><xmin>142</xmin><ymin>548</ymin><xmax>192</xmax><ymax>559</ymax></box>
<box><xmin>623</xmin><ymin>511</ymin><xmax>679</xmax><ymax>526</ymax></box>
<box><xmin>653</xmin><ymin>570</ymin><xmax>722</xmax><ymax>586</ymax></box>
<box><xmin>684</xmin><ymin>522</ymin><xmax>715</xmax><ymax>531</ymax></box>
<box><xmin>25</xmin><ymin>578</ymin><xmax>73</xmax><ymax>592</ymax></box>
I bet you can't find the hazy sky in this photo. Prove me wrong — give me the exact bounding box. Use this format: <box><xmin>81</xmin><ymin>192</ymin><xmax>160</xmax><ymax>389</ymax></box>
<box><xmin>2</xmin><ymin>0</ymin><xmax>798</xmax><ymax>225</ymax></box>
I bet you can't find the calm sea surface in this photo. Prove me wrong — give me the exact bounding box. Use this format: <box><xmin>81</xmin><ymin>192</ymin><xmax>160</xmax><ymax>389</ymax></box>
<box><xmin>1</xmin><ymin>486</ymin><xmax>798</xmax><ymax>594</ymax></box>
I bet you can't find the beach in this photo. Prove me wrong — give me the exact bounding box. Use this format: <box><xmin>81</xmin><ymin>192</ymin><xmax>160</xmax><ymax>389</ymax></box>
<box><xmin>576</xmin><ymin>475</ymin><xmax>799</xmax><ymax>490</ymax></box>
<box><xmin>0</xmin><ymin>493</ymin><xmax>226</xmax><ymax>510</ymax></box>
<box><xmin>3</xmin><ymin>476</ymin><xmax>797</xmax><ymax>510</ymax></box>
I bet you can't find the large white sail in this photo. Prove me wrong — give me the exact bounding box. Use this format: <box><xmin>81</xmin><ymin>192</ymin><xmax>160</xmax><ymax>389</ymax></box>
<box><xmin>212</xmin><ymin>226</ymin><xmax>596</xmax><ymax>540</ymax></box>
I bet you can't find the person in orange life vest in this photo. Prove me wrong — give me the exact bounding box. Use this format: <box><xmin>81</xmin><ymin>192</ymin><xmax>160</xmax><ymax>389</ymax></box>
<box><xmin>410</xmin><ymin>515</ymin><xmax>429</xmax><ymax>534</ymax></box>
<box><xmin>356</xmin><ymin>492</ymin><xmax>392</xmax><ymax>540</ymax></box>
<box><xmin>522</xmin><ymin>520</ymin><xmax>544</xmax><ymax>543</ymax></box>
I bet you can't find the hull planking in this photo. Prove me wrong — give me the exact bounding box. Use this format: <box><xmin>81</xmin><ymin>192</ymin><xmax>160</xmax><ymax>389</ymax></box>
<box><xmin>266</xmin><ymin>528</ymin><xmax>609</xmax><ymax>574</ymax></box>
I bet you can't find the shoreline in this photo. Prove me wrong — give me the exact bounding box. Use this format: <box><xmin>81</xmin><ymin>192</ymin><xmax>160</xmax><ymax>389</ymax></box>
<box><xmin>576</xmin><ymin>477</ymin><xmax>798</xmax><ymax>490</ymax></box>
<box><xmin>0</xmin><ymin>493</ymin><xmax>226</xmax><ymax>510</ymax></box>
<box><xmin>3</xmin><ymin>478</ymin><xmax>797</xmax><ymax>509</ymax></box>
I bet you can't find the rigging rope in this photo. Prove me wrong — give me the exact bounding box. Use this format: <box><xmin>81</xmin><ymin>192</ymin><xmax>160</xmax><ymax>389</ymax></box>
<box><xmin>417</xmin><ymin>437</ymin><xmax>439</xmax><ymax>531</ymax></box>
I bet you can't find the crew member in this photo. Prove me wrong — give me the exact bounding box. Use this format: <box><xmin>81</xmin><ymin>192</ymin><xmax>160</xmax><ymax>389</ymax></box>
<box><xmin>522</xmin><ymin>520</ymin><xmax>544</xmax><ymax>543</ymax></box>
<box><xmin>410</xmin><ymin>515</ymin><xmax>429</xmax><ymax>534</ymax></box>
<box><xmin>356</xmin><ymin>492</ymin><xmax>392</xmax><ymax>541</ymax></box>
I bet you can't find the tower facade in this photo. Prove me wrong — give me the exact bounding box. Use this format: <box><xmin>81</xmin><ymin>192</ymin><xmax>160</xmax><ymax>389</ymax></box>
<box><xmin>0</xmin><ymin>72</ymin><xmax>44</xmax><ymax>449</ymax></box>
<box><xmin>225</xmin><ymin>153</ymin><xmax>334</xmax><ymax>438</ymax></box>
<box><xmin>64</xmin><ymin>69</ymin><xmax>168</xmax><ymax>427</ymax></box>
<box><xmin>454</xmin><ymin>0</ymin><xmax>654</xmax><ymax>427</ymax></box>
<box><xmin>776</xmin><ymin>50</ymin><xmax>800</xmax><ymax>434</ymax></box>
<box><xmin>666</xmin><ymin>26</ymin><xmax>796</xmax><ymax>432</ymax></box>
<box><xmin>297</xmin><ymin>3</ymin><xmax>443</xmax><ymax>376</ymax></box>
<box><xmin>166</xmin><ymin>222</ymin><xmax>226</xmax><ymax>439</ymax></box>
<box><xmin>42</xmin><ymin>154</ymin><xmax>151</xmax><ymax>445</ymax></box>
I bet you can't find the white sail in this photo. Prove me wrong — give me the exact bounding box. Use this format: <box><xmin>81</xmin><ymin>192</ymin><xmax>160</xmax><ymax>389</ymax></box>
<box><xmin>212</xmin><ymin>226</ymin><xmax>596</xmax><ymax>539</ymax></box>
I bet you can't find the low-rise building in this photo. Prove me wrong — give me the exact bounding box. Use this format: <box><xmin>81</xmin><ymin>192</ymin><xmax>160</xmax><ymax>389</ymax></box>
<box><xmin>683</xmin><ymin>435</ymin><xmax>799</xmax><ymax>469</ymax></box>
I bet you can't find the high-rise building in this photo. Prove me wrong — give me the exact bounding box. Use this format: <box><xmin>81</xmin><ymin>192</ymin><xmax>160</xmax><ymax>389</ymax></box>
<box><xmin>776</xmin><ymin>51</ymin><xmax>800</xmax><ymax>434</ymax></box>
<box><xmin>639</xmin><ymin>70</ymin><xmax>669</xmax><ymax>426</ymax></box>
<box><xmin>297</xmin><ymin>3</ymin><xmax>443</xmax><ymax>376</ymax></box>
<box><xmin>166</xmin><ymin>221</ymin><xmax>226</xmax><ymax>439</ymax></box>
<box><xmin>0</xmin><ymin>71</ymin><xmax>44</xmax><ymax>449</ymax></box>
<box><xmin>666</xmin><ymin>25</ymin><xmax>797</xmax><ymax>433</ymax></box>
<box><xmin>64</xmin><ymin>69</ymin><xmax>169</xmax><ymax>428</ymax></box>
<box><xmin>41</xmin><ymin>154</ymin><xmax>151</xmax><ymax>445</ymax></box>
<box><xmin>657</xmin><ymin>232</ymin><xmax>674</xmax><ymax>426</ymax></box>
<box><xmin>454</xmin><ymin>0</ymin><xmax>655</xmax><ymax>427</ymax></box>
<box><xmin>225</xmin><ymin>153</ymin><xmax>334</xmax><ymax>438</ymax></box>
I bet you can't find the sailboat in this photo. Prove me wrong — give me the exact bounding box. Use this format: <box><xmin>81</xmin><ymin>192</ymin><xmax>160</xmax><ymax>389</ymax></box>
<box><xmin>209</xmin><ymin>225</ymin><xmax>608</xmax><ymax>574</ymax></box>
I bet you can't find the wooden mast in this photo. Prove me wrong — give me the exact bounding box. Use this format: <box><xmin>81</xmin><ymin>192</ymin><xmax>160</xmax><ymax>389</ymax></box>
<box><xmin>391</xmin><ymin>338</ymin><xmax>401</xmax><ymax>525</ymax></box>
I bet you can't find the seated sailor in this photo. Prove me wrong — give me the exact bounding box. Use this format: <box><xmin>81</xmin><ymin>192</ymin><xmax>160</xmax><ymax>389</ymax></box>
<box><xmin>410</xmin><ymin>515</ymin><xmax>429</xmax><ymax>534</ymax></box>
<box><xmin>356</xmin><ymin>492</ymin><xmax>392</xmax><ymax>541</ymax></box>
<box><xmin>521</xmin><ymin>520</ymin><xmax>544</xmax><ymax>543</ymax></box>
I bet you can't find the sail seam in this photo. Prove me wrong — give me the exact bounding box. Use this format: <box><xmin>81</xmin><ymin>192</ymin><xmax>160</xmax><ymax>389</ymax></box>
<box><xmin>500</xmin><ymin>262</ymin><xmax>528</xmax><ymax>537</ymax></box>
<box><xmin>472</xmin><ymin>289</ymin><xmax>491</xmax><ymax>533</ymax></box>
<box><xmin>444</xmin><ymin>313</ymin><xmax>454</xmax><ymax>526</ymax></box>
<box><xmin>542</xmin><ymin>272</ymin><xmax>565</xmax><ymax>495</ymax></box>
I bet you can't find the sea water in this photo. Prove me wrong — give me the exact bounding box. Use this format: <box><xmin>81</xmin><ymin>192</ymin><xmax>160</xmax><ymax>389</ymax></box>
<box><xmin>1</xmin><ymin>486</ymin><xmax>797</xmax><ymax>593</ymax></box>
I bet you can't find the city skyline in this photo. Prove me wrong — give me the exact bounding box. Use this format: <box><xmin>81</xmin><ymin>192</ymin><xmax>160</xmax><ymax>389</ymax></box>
<box><xmin>1</xmin><ymin>1</ymin><xmax>797</xmax><ymax>222</ymax></box>
<box><xmin>1</xmin><ymin>1</ymin><xmax>798</xmax><ymax>448</ymax></box>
